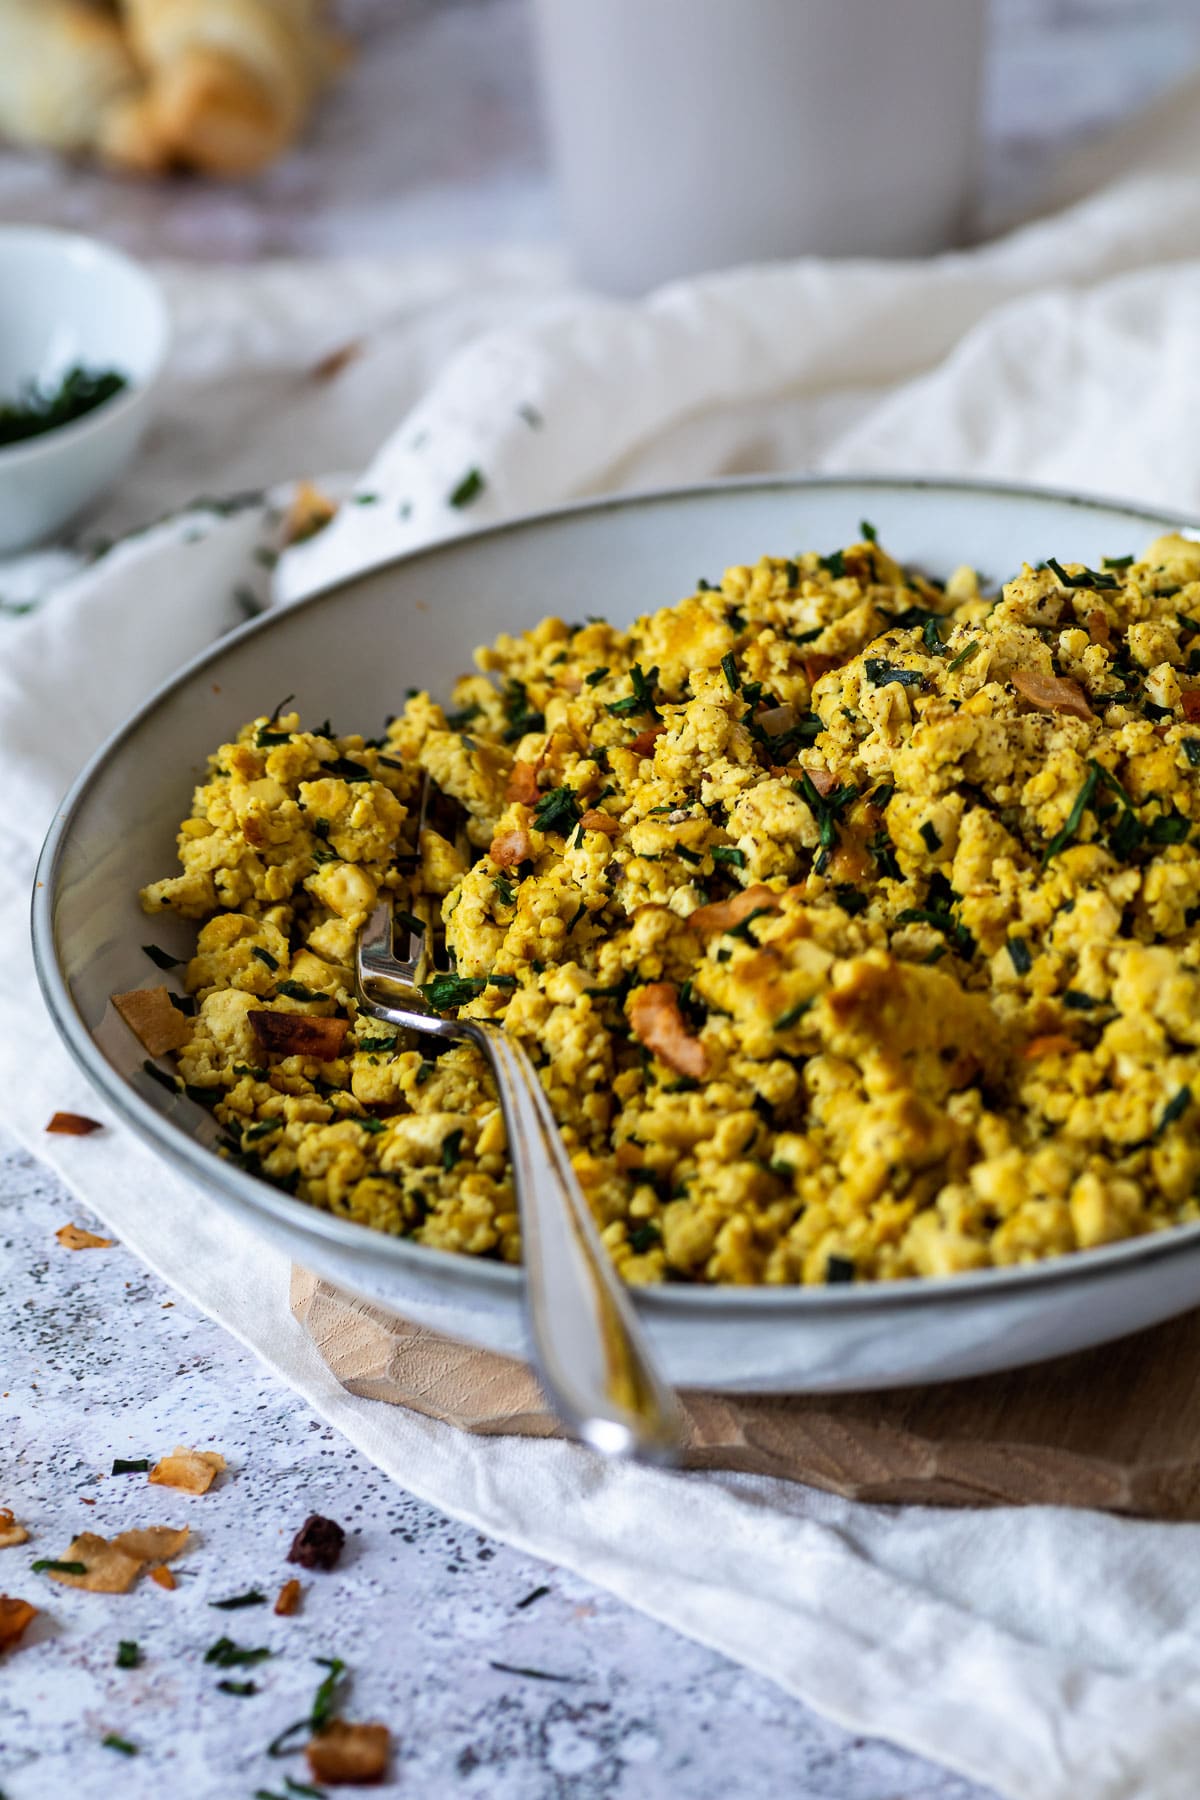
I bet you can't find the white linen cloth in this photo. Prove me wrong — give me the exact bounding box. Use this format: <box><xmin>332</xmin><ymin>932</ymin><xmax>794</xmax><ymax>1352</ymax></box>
<box><xmin>8</xmin><ymin>83</ymin><xmax>1200</xmax><ymax>1800</ymax></box>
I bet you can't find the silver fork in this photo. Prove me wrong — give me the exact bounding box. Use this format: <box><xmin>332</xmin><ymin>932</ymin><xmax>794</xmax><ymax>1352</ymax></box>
<box><xmin>354</xmin><ymin>889</ymin><xmax>682</xmax><ymax>1464</ymax></box>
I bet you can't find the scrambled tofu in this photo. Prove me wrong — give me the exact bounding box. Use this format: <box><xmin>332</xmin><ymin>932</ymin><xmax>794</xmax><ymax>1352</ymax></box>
<box><xmin>140</xmin><ymin>532</ymin><xmax>1200</xmax><ymax>1286</ymax></box>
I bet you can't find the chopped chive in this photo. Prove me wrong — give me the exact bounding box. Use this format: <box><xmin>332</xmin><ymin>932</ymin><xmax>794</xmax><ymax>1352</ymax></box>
<box><xmin>721</xmin><ymin>651</ymin><xmax>739</xmax><ymax>692</ymax></box>
<box><xmin>487</xmin><ymin>973</ymin><xmax>518</xmax><ymax>988</ymax></box>
<box><xmin>420</xmin><ymin>973</ymin><xmax>486</xmax><ymax>1010</ymax></box>
<box><xmin>710</xmin><ymin>845</ymin><xmax>746</xmax><ymax>867</ymax></box>
<box><xmin>488</xmin><ymin>1661</ymin><xmax>580</xmax><ymax>1684</ymax></box>
<box><xmin>111</xmin><ymin>1457</ymin><xmax>149</xmax><ymax>1475</ymax></box>
<box><xmin>533</xmin><ymin>786</ymin><xmax>583</xmax><ymax>836</ymax></box>
<box><xmin>394</xmin><ymin>908</ymin><xmax>425</xmax><ymax>938</ymax></box>
<box><xmin>217</xmin><ymin>1679</ymin><xmax>259</xmax><ymax>1696</ymax></box>
<box><xmin>209</xmin><ymin>1590</ymin><xmax>267</xmax><ymax>1611</ymax></box>
<box><xmin>785</xmin><ymin>559</ymin><xmax>800</xmax><ymax>586</ymax></box>
<box><xmin>860</xmin><ymin>519</ymin><xmax>878</xmax><ymax>543</ymax></box>
<box><xmin>492</xmin><ymin>873</ymin><xmax>516</xmax><ymax>906</ymax></box>
<box><xmin>251</xmin><ymin>946</ymin><xmax>279</xmax><ymax>971</ymax></box>
<box><xmin>825</xmin><ymin>1255</ymin><xmax>855</xmax><ymax>1285</ymax></box>
<box><xmin>919</xmin><ymin>821</ymin><xmax>942</xmax><ymax>853</ymax></box>
<box><xmin>274</xmin><ymin>980</ymin><xmax>319</xmax><ymax>1002</ymax></box>
<box><xmin>515</xmin><ymin>1584</ymin><xmax>551</xmax><ymax>1610</ymax></box>
<box><xmin>1007</xmin><ymin>938</ymin><xmax>1033</xmax><ymax>976</ymax></box>
<box><xmin>818</xmin><ymin>550</ymin><xmax>846</xmax><ymax>579</ymax></box>
<box><xmin>32</xmin><ymin>1559</ymin><xmax>87</xmax><ymax>1575</ymax></box>
<box><xmin>864</xmin><ymin>658</ymin><xmax>924</xmax><ymax>689</ymax></box>
<box><xmin>102</xmin><ymin>1735</ymin><xmax>138</xmax><ymax>1756</ymax></box>
<box><xmin>725</xmin><ymin>906</ymin><xmax>774</xmax><ymax>943</ymax></box>
<box><xmin>1157</xmin><ymin>1086</ymin><xmax>1192</xmax><ymax>1136</ymax></box>
<box><xmin>1103</xmin><ymin>554</ymin><xmax>1134</xmax><ymax>570</ymax></box>
<box><xmin>1042</xmin><ymin>762</ymin><xmax>1100</xmax><ymax>864</ymax></box>
<box><xmin>585</xmin><ymin>667</ymin><xmax>609</xmax><ymax>687</ymax></box>
<box><xmin>142</xmin><ymin>944</ymin><xmax>182</xmax><ymax>970</ymax></box>
<box><xmin>1062</xmin><ymin>990</ymin><xmax>1103</xmax><ymax>1011</ymax></box>
<box><xmin>116</xmin><ymin>1640</ymin><xmax>141</xmax><ymax>1669</ymax></box>
<box><xmin>256</xmin><ymin>729</ymin><xmax>292</xmax><ymax>748</ymax></box>
<box><xmin>1184</xmin><ymin>740</ymin><xmax>1200</xmax><ymax>768</ymax></box>
<box><xmin>774</xmin><ymin>1000</ymin><xmax>813</xmax><ymax>1030</ymax></box>
<box><xmin>946</xmin><ymin>641</ymin><xmax>981</xmax><ymax>672</ymax></box>
<box><xmin>204</xmin><ymin>1638</ymin><xmax>274</xmax><ymax>1667</ymax></box>
<box><xmin>442</xmin><ymin>1128</ymin><xmax>464</xmax><ymax>1172</ymax></box>
<box><xmin>448</xmin><ymin>468</ymin><xmax>485</xmax><ymax>509</ymax></box>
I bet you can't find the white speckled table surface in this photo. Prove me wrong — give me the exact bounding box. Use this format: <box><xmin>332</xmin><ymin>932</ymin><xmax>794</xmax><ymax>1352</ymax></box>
<box><xmin>5</xmin><ymin>3</ymin><xmax>1200</xmax><ymax>1796</ymax></box>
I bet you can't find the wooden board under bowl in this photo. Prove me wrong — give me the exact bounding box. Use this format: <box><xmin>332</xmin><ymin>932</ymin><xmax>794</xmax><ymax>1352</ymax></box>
<box><xmin>291</xmin><ymin>1266</ymin><xmax>1200</xmax><ymax>1519</ymax></box>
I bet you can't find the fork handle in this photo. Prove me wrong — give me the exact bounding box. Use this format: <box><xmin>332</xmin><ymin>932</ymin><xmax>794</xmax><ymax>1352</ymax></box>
<box><xmin>463</xmin><ymin>1022</ymin><xmax>683</xmax><ymax>1462</ymax></box>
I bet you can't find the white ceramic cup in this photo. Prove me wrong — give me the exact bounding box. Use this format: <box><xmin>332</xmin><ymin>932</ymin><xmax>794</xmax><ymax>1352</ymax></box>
<box><xmin>533</xmin><ymin>0</ymin><xmax>988</xmax><ymax>295</ymax></box>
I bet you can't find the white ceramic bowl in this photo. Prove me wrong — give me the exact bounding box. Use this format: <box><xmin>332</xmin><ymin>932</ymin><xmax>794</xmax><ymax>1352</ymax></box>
<box><xmin>0</xmin><ymin>227</ymin><xmax>168</xmax><ymax>553</ymax></box>
<box><xmin>32</xmin><ymin>477</ymin><xmax>1200</xmax><ymax>1392</ymax></box>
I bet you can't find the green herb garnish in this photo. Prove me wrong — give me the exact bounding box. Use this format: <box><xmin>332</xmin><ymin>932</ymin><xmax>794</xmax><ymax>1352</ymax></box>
<box><xmin>488</xmin><ymin>1661</ymin><xmax>579</xmax><ymax>1684</ymax></box>
<box><xmin>251</xmin><ymin>946</ymin><xmax>279</xmax><ymax>971</ymax></box>
<box><xmin>116</xmin><ymin>1640</ymin><xmax>141</xmax><ymax>1669</ymax></box>
<box><xmin>864</xmin><ymin>658</ymin><xmax>924</xmax><ymax>690</ymax></box>
<box><xmin>533</xmin><ymin>785</ymin><xmax>582</xmax><ymax>836</ymax></box>
<box><xmin>825</xmin><ymin>1255</ymin><xmax>855</xmax><ymax>1284</ymax></box>
<box><xmin>217</xmin><ymin>1679</ymin><xmax>260</xmax><ymax>1696</ymax></box>
<box><xmin>1007</xmin><ymin>938</ymin><xmax>1032</xmax><ymax>976</ymax></box>
<box><xmin>101</xmin><ymin>1734</ymin><xmax>138</xmax><ymax>1756</ymax></box>
<box><xmin>607</xmin><ymin>662</ymin><xmax>659</xmax><ymax>719</ymax></box>
<box><xmin>1046</xmin><ymin>556</ymin><xmax>1119</xmax><ymax>592</ymax></box>
<box><xmin>442</xmin><ymin>1128</ymin><xmax>464</xmax><ymax>1172</ymax></box>
<box><xmin>111</xmin><ymin>1457</ymin><xmax>149</xmax><ymax>1475</ymax></box>
<box><xmin>204</xmin><ymin>1638</ymin><xmax>274</xmax><ymax>1668</ymax></box>
<box><xmin>142</xmin><ymin>944</ymin><xmax>182</xmax><ymax>970</ymax></box>
<box><xmin>946</xmin><ymin>641</ymin><xmax>981</xmax><ymax>672</ymax></box>
<box><xmin>1042</xmin><ymin>762</ymin><xmax>1100</xmax><ymax>864</ymax></box>
<box><xmin>0</xmin><ymin>364</ymin><xmax>127</xmax><ymax>447</ymax></box>
<box><xmin>275</xmin><ymin>980</ymin><xmax>319</xmax><ymax>1002</ymax></box>
<box><xmin>919</xmin><ymin>821</ymin><xmax>942</xmax><ymax>853</ymax></box>
<box><xmin>710</xmin><ymin>845</ymin><xmax>745</xmax><ymax>867</ymax></box>
<box><xmin>585</xmin><ymin>667</ymin><xmax>609</xmax><ymax>687</ymax></box>
<box><xmin>32</xmin><ymin>1559</ymin><xmax>86</xmax><ymax>1575</ymax></box>
<box><xmin>774</xmin><ymin>1000</ymin><xmax>813</xmax><ymax>1030</ymax></box>
<box><xmin>492</xmin><ymin>873</ymin><xmax>516</xmax><ymax>906</ymax></box>
<box><xmin>1157</xmin><ymin>1087</ymin><xmax>1192</xmax><ymax>1136</ymax></box>
<box><xmin>420</xmin><ymin>973</ymin><xmax>487</xmax><ymax>1011</ymax></box>
<box><xmin>448</xmin><ymin>468</ymin><xmax>485</xmax><ymax>508</ymax></box>
<box><xmin>818</xmin><ymin>550</ymin><xmax>846</xmax><ymax>579</ymax></box>
<box><xmin>515</xmin><ymin>1584</ymin><xmax>551</xmax><ymax>1610</ymax></box>
<box><xmin>1062</xmin><ymin>990</ymin><xmax>1103</xmax><ymax>1011</ymax></box>
<box><xmin>210</xmin><ymin>1590</ymin><xmax>268</xmax><ymax>1611</ymax></box>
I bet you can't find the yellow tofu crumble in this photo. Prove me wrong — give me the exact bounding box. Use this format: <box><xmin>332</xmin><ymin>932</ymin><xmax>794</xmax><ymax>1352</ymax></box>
<box><xmin>140</xmin><ymin>531</ymin><xmax>1200</xmax><ymax>1286</ymax></box>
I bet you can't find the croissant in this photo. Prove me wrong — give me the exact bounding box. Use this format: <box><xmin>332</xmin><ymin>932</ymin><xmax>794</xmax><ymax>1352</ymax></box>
<box><xmin>117</xmin><ymin>0</ymin><xmax>340</xmax><ymax>177</ymax></box>
<box><xmin>0</xmin><ymin>0</ymin><xmax>145</xmax><ymax>161</ymax></box>
<box><xmin>0</xmin><ymin>0</ymin><xmax>339</xmax><ymax>177</ymax></box>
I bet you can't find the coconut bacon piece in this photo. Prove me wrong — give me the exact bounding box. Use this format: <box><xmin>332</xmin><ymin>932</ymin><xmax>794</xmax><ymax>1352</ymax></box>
<box><xmin>688</xmin><ymin>885</ymin><xmax>781</xmax><ymax>936</ymax></box>
<box><xmin>0</xmin><ymin>1596</ymin><xmax>36</xmax><ymax>1652</ymax></box>
<box><xmin>628</xmin><ymin>983</ymin><xmax>709</xmax><ymax>1080</ymax></box>
<box><xmin>1010</xmin><ymin>670</ymin><xmax>1094</xmax><ymax>721</ymax></box>
<box><xmin>45</xmin><ymin>1112</ymin><xmax>104</xmax><ymax>1136</ymax></box>
<box><xmin>306</xmin><ymin>1719</ymin><xmax>391</xmax><ymax>1785</ymax></box>
<box><xmin>505</xmin><ymin>760</ymin><xmax>540</xmax><ymax>805</ymax></box>
<box><xmin>111</xmin><ymin>986</ymin><xmax>192</xmax><ymax>1056</ymax></box>
<box><xmin>490</xmin><ymin>828</ymin><xmax>533</xmax><ymax>869</ymax></box>
<box><xmin>56</xmin><ymin>1223</ymin><xmax>115</xmax><ymax>1251</ymax></box>
<box><xmin>248</xmin><ymin>1010</ymin><xmax>349</xmax><ymax>1060</ymax></box>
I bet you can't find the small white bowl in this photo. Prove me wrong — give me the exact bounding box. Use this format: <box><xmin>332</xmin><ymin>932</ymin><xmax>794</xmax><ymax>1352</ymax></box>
<box><xmin>0</xmin><ymin>227</ymin><xmax>169</xmax><ymax>554</ymax></box>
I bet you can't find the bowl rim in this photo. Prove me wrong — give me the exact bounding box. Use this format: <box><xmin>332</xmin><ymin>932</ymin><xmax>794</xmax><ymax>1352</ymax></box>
<box><xmin>32</xmin><ymin>470</ymin><xmax>1200</xmax><ymax>1317</ymax></box>
<box><xmin>0</xmin><ymin>225</ymin><xmax>170</xmax><ymax>469</ymax></box>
